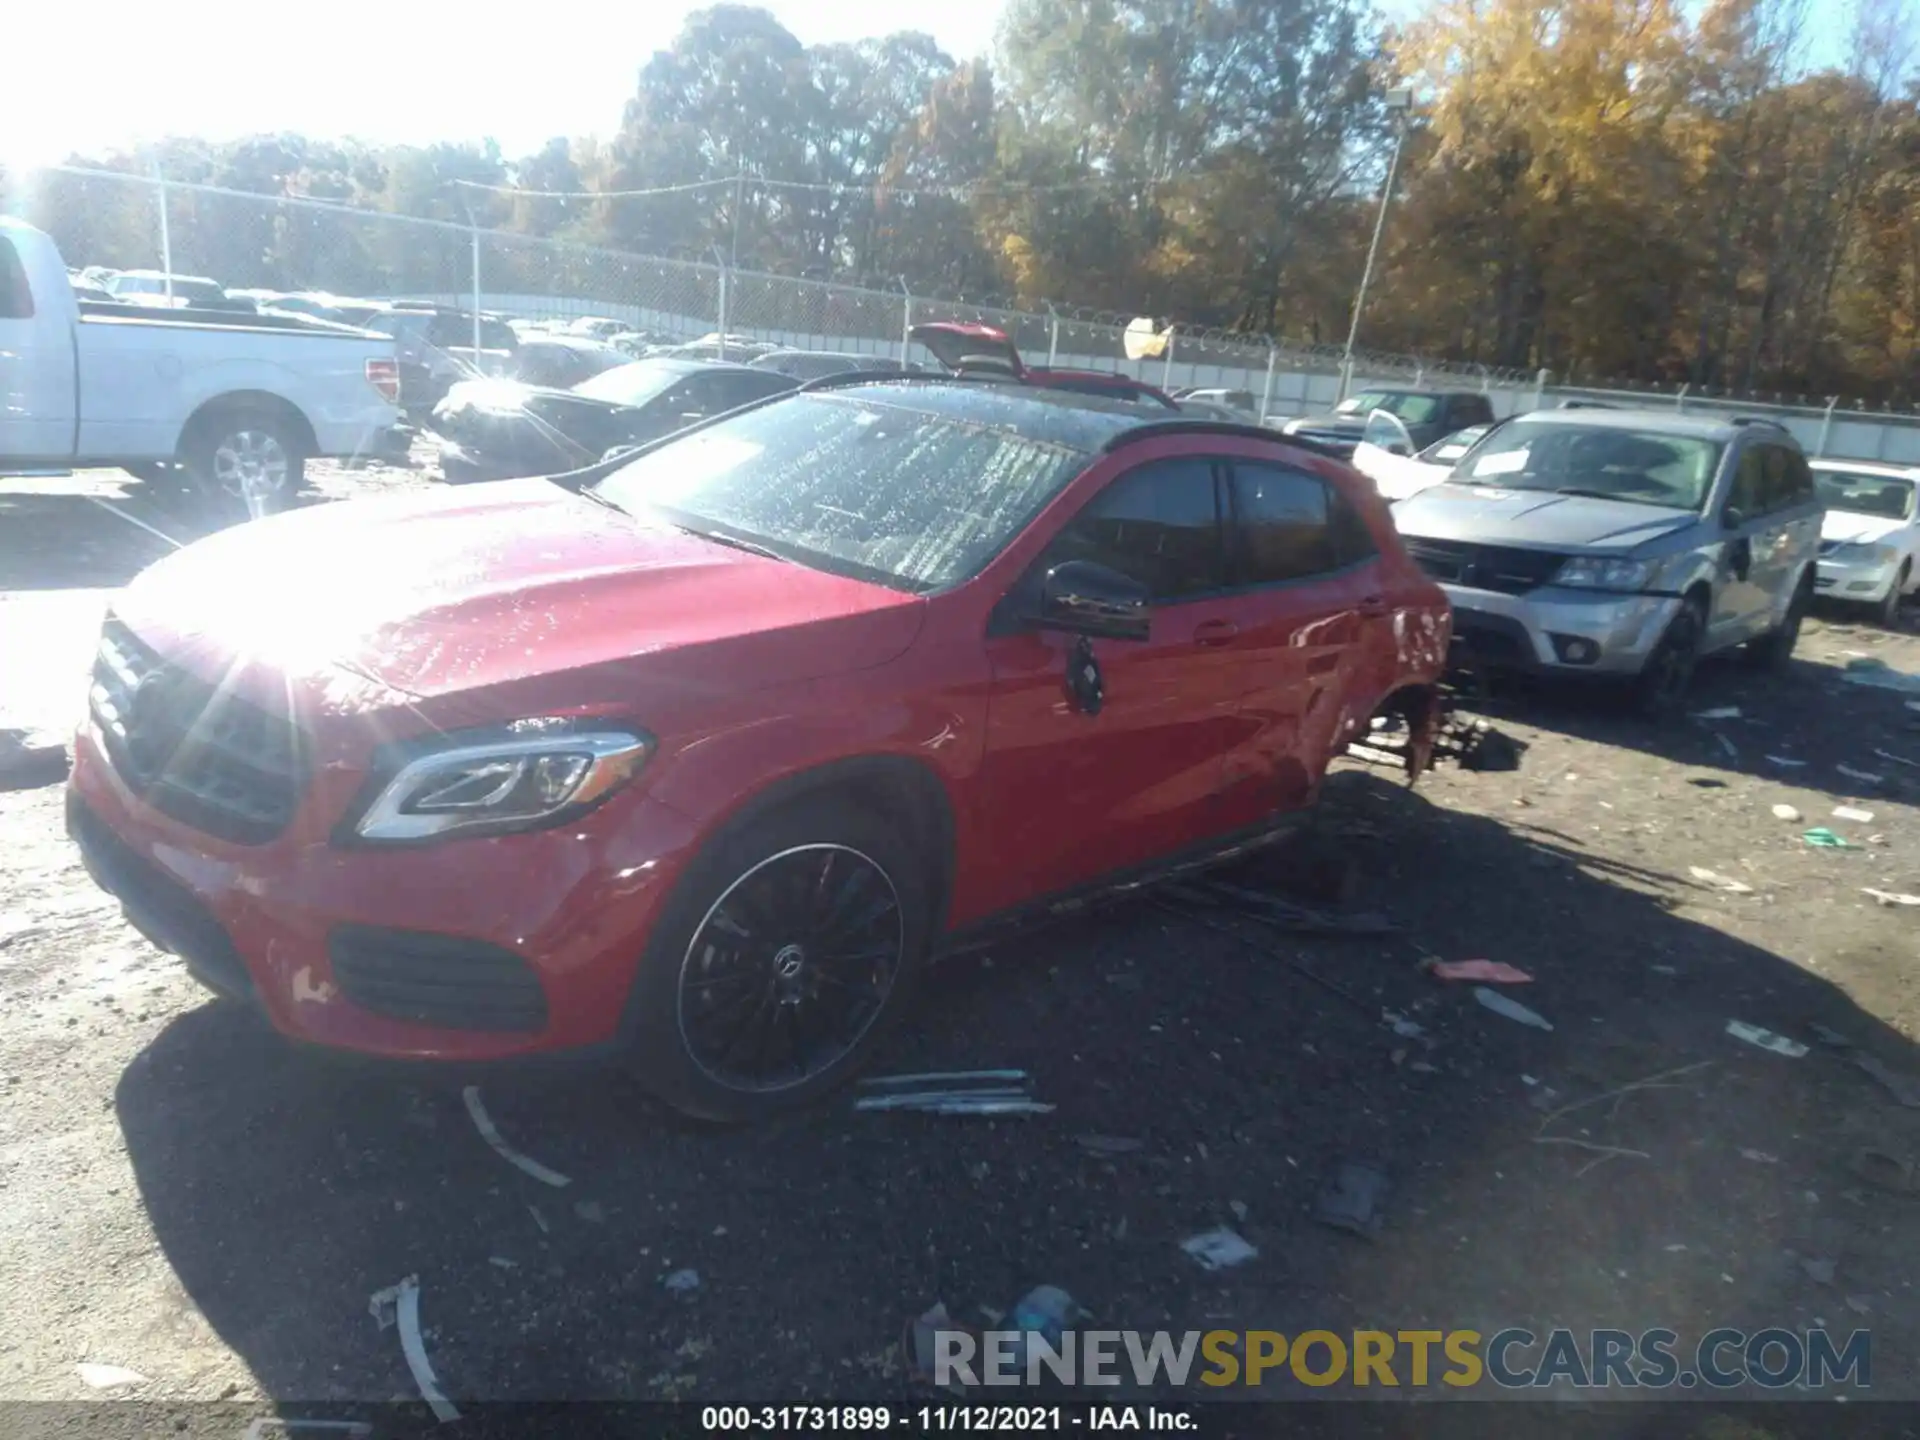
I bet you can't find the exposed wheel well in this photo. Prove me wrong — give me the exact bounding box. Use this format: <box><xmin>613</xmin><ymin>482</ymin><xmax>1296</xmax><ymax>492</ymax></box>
<box><xmin>177</xmin><ymin>391</ymin><xmax>319</xmax><ymax>460</ymax></box>
<box><xmin>711</xmin><ymin>756</ymin><xmax>958</xmax><ymax>932</ymax></box>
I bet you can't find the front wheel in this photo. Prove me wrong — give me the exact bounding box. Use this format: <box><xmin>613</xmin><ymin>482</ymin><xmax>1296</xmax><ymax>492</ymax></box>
<box><xmin>621</xmin><ymin>798</ymin><xmax>932</xmax><ymax>1122</ymax></box>
<box><xmin>1871</xmin><ymin>562</ymin><xmax>1911</xmax><ymax>629</ymax></box>
<box><xmin>183</xmin><ymin>408</ymin><xmax>305</xmax><ymax>520</ymax></box>
<box><xmin>1632</xmin><ymin>599</ymin><xmax>1705</xmax><ymax>719</ymax></box>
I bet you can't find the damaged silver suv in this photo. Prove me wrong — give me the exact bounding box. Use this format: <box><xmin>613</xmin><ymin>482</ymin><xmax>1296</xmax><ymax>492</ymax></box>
<box><xmin>1390</xmin><ymin>409</ymin><xmax>1822</xmax><ymax>715</ymax></box>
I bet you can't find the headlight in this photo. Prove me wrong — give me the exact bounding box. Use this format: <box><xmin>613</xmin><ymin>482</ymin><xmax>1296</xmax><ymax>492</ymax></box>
<box><xmin>1554</xmin><ymin>555</ymin><xmax>1656</xmax><ymax>591</ymax></box>
<box><xmin>349</xmin><ymin>720</ymin><xmax>653</xmax><ymax>843</ymax></box>
<box><xmin>1831</xmin><ymin>542</ymin><xmax>1900</xmax><ymax>565</ymax></box>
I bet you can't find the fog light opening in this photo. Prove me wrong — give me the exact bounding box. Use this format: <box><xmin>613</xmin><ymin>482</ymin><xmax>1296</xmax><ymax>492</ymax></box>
<box><xmin>1550</xmin><ymin>634</ymin><xmax>1602</xmax><ymax>666</ymax></box>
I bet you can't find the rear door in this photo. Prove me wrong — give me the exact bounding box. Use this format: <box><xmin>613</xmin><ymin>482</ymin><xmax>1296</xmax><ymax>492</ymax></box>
<box><xmin>1712</xmin><ymin>444</ymin><xmax>1774</xmax><ymax>642</ymax></box>
<box><xmin>1759</xmin><ymin>445</ymin><xmax>1822</xmax><ymax>612</ymax></box>
<box><xmin>0</xmin><ymin>233</ymin><xmax>75</xmax><ymax>462</ymax></box>
<box><xmin>1212</xmin><ymin>458</ymin><xmax>1386</xmax><ymax>825</ymax></box>
<box><xmin>977</xmin><ymin>455</ymin><xmax>1245</xmax><ymax>906</ymax></box>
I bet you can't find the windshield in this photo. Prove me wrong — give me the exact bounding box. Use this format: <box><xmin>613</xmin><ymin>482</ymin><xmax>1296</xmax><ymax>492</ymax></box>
<box><xmin>571</xmin><ymin>360</ymin><xmax>694</xmax><ymax>406</ymax></box>
<box><xmin>1420</xmin><ymin>424</ymin><xmax>1490</xmax><ymax>463</ymax></box>
<box><xmin>1336</xmin><ymin>390</ymin><xmax>1441</xmax><ymax>423</ymax></box>
<box><xmin>592</xmin><ymin>392</ymin><xmax>1090</xmax><ymax>591</ymax></box>
<box><xmin>1815</xmin><ymin>469</ymin><xmax>1917</xmax><ymax>520</ymax></box>
<box><xmin>1450</xmin><ymin>420</ymin><xmax>1722</xmax><ymax>510</ymax></box>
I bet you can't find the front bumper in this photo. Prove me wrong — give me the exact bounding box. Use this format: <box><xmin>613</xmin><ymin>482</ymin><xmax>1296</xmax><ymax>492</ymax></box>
<box><xmin>1442</xmin><ymin>583</ymin><xmax>1680</xmax><ymax>676</ymax></box>
<box><xmin>66</xmin><ymin>725</ymin><xmax>702</xmax><ymax>1062</ymax></box>
<box><xmin>1816</xmin><ymin>557</ymin><xmax>1899</xmax><ymax>603</ymax></box>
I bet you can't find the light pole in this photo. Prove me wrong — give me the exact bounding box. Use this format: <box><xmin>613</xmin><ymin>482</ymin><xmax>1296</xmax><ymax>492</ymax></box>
<box><xmin>1338</xmin><ymin>86</ymin><xmax>1414</xmax><ymax>404</ymax></box>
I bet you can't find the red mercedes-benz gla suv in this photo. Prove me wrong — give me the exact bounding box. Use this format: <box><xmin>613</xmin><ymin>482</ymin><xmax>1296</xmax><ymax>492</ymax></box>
<box><xmin>67</xmin><ymin>377</ymin><xmax>1450</xmax><ymax>1120</ymax></box>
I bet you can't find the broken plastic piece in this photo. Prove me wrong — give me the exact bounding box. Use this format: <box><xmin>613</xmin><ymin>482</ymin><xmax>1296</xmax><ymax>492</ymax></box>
<box><xmin>1803</xmin><ymin>829</ymin><xmax>1856</xmax><ymax>849</ymax></box>
<box><xmin>1771</xmin><ymin>804</ymin><xmax>1802</xmax><ymax>821</ymax></box>
<box><xmin>1473</xmin><ymin>988</ymin><xmax>1553</xmax><ymax>1030</ymax></box>
<box><xmin>1314</xmin><ymin>1162</ymin><xmax>1390</xmax><ymax>1239</ymax></box>
<box><xmin>664</xmin><ymin>1268</ymin><xmax>702</xmax><ymax>1294</ymax></box>
<box><xmin>1076</xmin><ymin>1134</ymin><xmax>1145</xmax><ymax>1156</ymax></box>
<box><xmin>1181</xmin><ymin>1227</ymin><xmax>1259</xmax><ymax>1270</ymax></box>
<box><xmin>908</xmin><ymin>1303</ymin><xmax>956</xmax><ymax>1384</ymax></box>
<box><xmin>1833</xmin><ymin>806</ymin><xmax>1876</xmax><ymax>824</ymax></box>
<box><xmin>1764</xmin><ymin>755</ymin><xmax>1807</xmax><ymax>768</ymax></box>
<box><xmin>75</xmin><ymin>1364</ymin><xmax>148</xmax><ymax>1390</ymax></box>
<box><xmin>1836</xmin><ymin>764</ymin><xmax>1885</xmax><ymax>785</ymax></box>
<box><xmin>1692</xmin><ymin>706</ymin><xmax>1742</xmax><ymax>720</ymax></box>
<box><xmin>1688</xmin><ymin>866</ymin><xmax>1756</xmax><ymax>894</ymax></box>
<box><xmin>395</xmin><ymin>1276</ymin><xmax>459</xmax><ymax>1423</ymax></box>
<box><xmin>1725</xmin><ymin>1021</ymin><xmax>1808</xmax><ymax>1058</ymax></box>
<box><xmin>1428</xmin><ymin>959</ymin><xmax>1533</xmax><ymax>984</ymax></box>
<box><xmin>860</xmin><ymin>1070</ymin><xmax>1028</xmax><ymax>1089</ymax></box>
<box><xmin>463</xmin><ymin>1085</ymin><xmax>571</xmax><ymax>1188</ymax></box>
<box><xmin>1863</xmin><ymin>888</ymin><xmax>1920</xmax><ymax>907</ymax></box>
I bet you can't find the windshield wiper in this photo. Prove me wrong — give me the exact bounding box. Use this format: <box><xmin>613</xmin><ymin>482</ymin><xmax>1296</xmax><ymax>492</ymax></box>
<box><xmin>670</xmin><ymin>524</ymin><xmax>792</xmax><ymax>563</ymax></box>
<box><xmin>574</xmin><ymin>484</ymin><xmax>630</xmax><ymax>514</ymax></box>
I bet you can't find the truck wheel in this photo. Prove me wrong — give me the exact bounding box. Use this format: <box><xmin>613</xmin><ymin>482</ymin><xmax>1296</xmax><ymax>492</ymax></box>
<box><xmin>1631</xmin><ymin>599</ymin><xmax>1704</xmax><ymax>719</ymax></box>
<box><xmin>620</xmin><ymin>797</ymin><xmax>932</xmax><ymax>1123</ymax></box>
<box><xmin>183</xmin><ymin>408</ymin><xmax>306</xmax><ymax>519</ymax></box>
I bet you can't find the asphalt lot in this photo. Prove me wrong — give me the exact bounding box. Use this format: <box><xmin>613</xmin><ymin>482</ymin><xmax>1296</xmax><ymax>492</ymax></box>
<box><xmin>4</xmin><ymin>457</ymin><xmax>1920</xmax><ymax>1435</ymax></box>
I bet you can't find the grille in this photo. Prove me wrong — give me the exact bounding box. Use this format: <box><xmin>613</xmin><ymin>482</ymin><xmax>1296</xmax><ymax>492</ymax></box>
<box><xmin>329</xmin><ymin>926</ymin><xmax>550</xmax><ymax>1033</ymax></box>
<box><xmin>88</xmin><ymin>619</ymin><xmax>307</xmax><ymax>844</ymax></box>
<box><xmin>1403</xmin><ymin>539</ymin><xmax>1570</xmax><ymax>596</ymax></box>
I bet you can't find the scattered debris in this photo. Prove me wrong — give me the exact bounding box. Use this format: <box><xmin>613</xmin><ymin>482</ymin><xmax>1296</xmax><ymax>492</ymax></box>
<box><xmin>856</xmin><ymin>1068</ymin><xmax>1050</xmax><ymax>1116</ymax></box>
<box><xmin>1765</xmin><ymin>755</ymin><xmax>1808</xmax><ymax>768</ymax></box>
<box><xmin>1075</xmin><ymin>1134</ymin><xmax>1145</xmax><ymax>1156</ymax></box>
<box><xmin>1314</xmin><ymin>1162</ymin><xmax>1390</xmax><ymax>1239</ymax></box>
<box><xmin>1863</xmin><ymin>888</ymin><xmax>1920</xmax><ymax>907</ymax></box>
<box><xmin>1846</xmin><ymin>1295</ymin><xmax>1873</xmax><ymax>1315</ymax></box>
<box><xmin>1836</xmin><ymin>764</ymin><xmax>1885</xmax><ymax>786</ymax></box>
<box><xmin>1427</xmin><ymin>959</ymin><xmax>1533</xmax><ymax>984</ymax></box>
<box><xmin>907</xmin><ymin>1303</ymin><xmax>956</xmax><ymax>1385</ymax></box>
<box><xmin>1714</xmin><ymin>732</ymin><xmax>1739</xmax><ymax>761</ymax></box>
<box><xmin>1382</xmin><ymin>1009</ymin><xmax>1426</xmax><ymax>1039</ymax></box>
<box><xmin>1801</xmin><ymin>1257</ymin><xmax>1836</xmax><ymax>1285</ymax></box>
<box><xmin>1873</xmin><ymin>748</ymin><xmax>1920</xmax><ymax>770</ymax></box>
<box><xmin>1842</xmin><ymin>657</ymin><xmax>1920</xmax><ymax>694</ymax></box>
<box><xmin>1166</xmin><ymin>879</ymin><xmax>1396</xmax><ymax>936</ymax></box>
<box><xmin>75</xmin><ymin>1364</ymin><xmax>148</xmax><ymax>1390</ymax></box>
<box><xmin>1803</xmin><ymin>829</ymin><xmax>1857</xmax><ymax>849</ymax></box>
<box><xmin>1771</xmin><ymin>804</ymin><xmax>1803</xmax><ymax>822</ymax></box>
<box><xmin>1739</xmin><ymin>1149</ymin><xmax>1779</xmax><ymax>1164</ymax></box>
<box><xmin>1849</xmin><ymin>1148</ymin><xmax>1920</xmax><ymax>1196</ymax></box>
<box><xmin>488</xmin><ymin>1257</ymin><xmax>517</xmax><ymax>1270</ymax></box>
<box><xmin>1726</xmin><ymin>1021</ymin><xmax>1809</xmax><ymax>1058</ymax></box>
<box><xmin>1005</xmin><ymin>1286</ymin><xmax>1078</xmax><ymax>1366</ymax></box>
<box><xmin>1182</xmin><ymin>1226</ymin><xmax>1259</xmax><ymax>1270</ymax></box>
<box><xmin>1855</xmin><ymin>1055</ymin><xmax>1920</xmax><ymax>1109</ymax></box>
<box><xmin>462</xmin><ymin>1086</ymin><xmax>572</xmax><ymax>1188</ymax></box>
<box><xmin>394</xmin><ymin>1275</ymin><xmax>459</xmax><ymax>1424</ymax></box>
<box><xmin>1809</xmin><ymin>1023</ymin><xmax>1854</xmax><ymax>1048</ymax></box>
<box><xmin>1688</xmin><ymin>866</ymin><xmax>1756</xmax><ymax>894</ymax></box>
<box><xmin>368</xmin><ymin>1277</ymin><xmax>411</xmax><ymax>1332</ymax></box>
<box><xmin>1474</xmin><ymin>987</ymin><xmax>1553</xmax><ymax>1031</ymax></box>
<box><xmin>573</xmin><ymin>1200</ymin><xmax>605</xmax><ymax>1224</ymax></box>
<box><xmin>1693</xmin><ymin>706</ymin><xmax>1743</xmax><ymax>721</ymax></box>
<box><xmin>861</xmin><ymin>1069</ymin><xmax>1027</xmax><ymax>1088</ymax></box>
<box><xmin>664</xmin><ymin>1268</ymin><xmax>702</xmax><ymax>1295</ymax></box>
<box><xmin>527</xmin><ymin>1204</ymin><xmax>550</xmax><ymax>1235</ymax></box>
<box><xmin>1833</xmin><ymin>806</ymin><xmax>1876</xmax><ymax>824</ymax></box>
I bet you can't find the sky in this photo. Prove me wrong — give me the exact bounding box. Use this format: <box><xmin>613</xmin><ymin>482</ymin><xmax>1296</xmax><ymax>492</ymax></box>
<box><xmin>2</xmin><ymin>0</ymin><xmax>1011</xmax><ymax>168</ymax></box>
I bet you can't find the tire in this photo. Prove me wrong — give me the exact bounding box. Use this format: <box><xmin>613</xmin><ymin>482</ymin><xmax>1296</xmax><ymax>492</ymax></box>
<box><xmin>1632</xmin><ymin>598</ymin><xmax>1705</xmax><ymax>719</ymax></box>
<box><xmin>182</xmin><ymin>405</ymin><xmax>306</xmax><ymax>520</ymax></box>
<box><xmin>1744</xmin><ymin>572</ymin><xmax>1812</xmax><ymax>669</ymax></box>
<box><xmin>1871</xmin><ymin>562</ymin><xmax>1911</xmax><ymax>629</ymax></box>
<box><xmin>620</xmin><ymin>797</ymin><xmax>933</xmax><ymax>1122</ymax></box>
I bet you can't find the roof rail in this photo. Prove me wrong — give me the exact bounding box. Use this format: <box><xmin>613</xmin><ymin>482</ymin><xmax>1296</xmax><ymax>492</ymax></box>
<box><xmin>1728</xmin><ymin>415</ymin><xmax>1791</xmax><ymax>432</ymax></box>
<box><xmin>1102</xmin><ymin>418</ymin><xmax>1349</xmax><ymax>461</ymax></box>
<box><xmin>794</xmin><ymin>369</ymin><xmax>1018</xmax><ymax>393</ymax></box>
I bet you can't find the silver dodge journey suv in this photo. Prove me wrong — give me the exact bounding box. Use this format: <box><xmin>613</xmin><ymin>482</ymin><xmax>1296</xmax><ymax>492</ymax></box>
<box><xmin>1390</xmin><ymin>409</ymin><xmax>1822</xmax><ymax>714</ymax></box>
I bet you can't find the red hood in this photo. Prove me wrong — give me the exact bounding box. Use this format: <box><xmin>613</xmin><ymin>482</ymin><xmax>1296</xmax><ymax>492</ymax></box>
<box><xmin>114</xmin><ymin>480</ymin><xmax>924</xmax><ymax>726</ymax></box>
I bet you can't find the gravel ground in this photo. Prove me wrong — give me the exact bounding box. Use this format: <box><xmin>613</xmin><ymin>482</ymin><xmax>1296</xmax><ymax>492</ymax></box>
<box><xmin>4</xmin><ymin>456</ymin><xmax>1920</xmax><ymax>1434</ymax></box>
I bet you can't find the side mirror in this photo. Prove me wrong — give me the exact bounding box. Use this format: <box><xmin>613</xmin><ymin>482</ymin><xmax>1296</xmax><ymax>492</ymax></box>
<box><xmin>1723</xmin><ymin>507</ymin><xmax>1745</xmax><ymax>531</ymax></box>
<box><xmin>1035</xmin><ymin>561</ymin><xmax>1151</xmax><ymax>642</ymax></box>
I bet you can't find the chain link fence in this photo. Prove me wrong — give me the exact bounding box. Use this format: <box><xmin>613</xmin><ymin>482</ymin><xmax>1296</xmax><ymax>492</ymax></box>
<box><xmin>12</xmin><ymin>165</ymin><xmax>1920</xmax><ymax>461</ymax></box>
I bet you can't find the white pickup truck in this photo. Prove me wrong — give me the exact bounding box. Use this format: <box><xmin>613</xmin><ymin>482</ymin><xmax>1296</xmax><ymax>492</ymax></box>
<box><xmin>0</xmin><ymin>218</ymin><xmax>402</xmax><ymax>516</ymax></box>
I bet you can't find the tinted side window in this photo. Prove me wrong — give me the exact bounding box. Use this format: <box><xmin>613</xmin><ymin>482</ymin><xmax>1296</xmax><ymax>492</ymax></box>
<box><xmin>1777</xmin><ymin>448</ymin><xmax>1816</xmax><ymax>509</ymax></box>
<box><xmin>706</xmin><ymin>371</ymin><xmax>794</xmax><ymax>409</ymax></box>
<box><xmin>0</xmin><ymin>240</ymin><xmax>32</xmax><ymax>318</ymax></box>
<box><xmin>1040</xmin><ymin>458</ymin><xmax>1225</xmax><ymax>602</ymax></box>
<box><xmin>1456</xmin><ymin>396</ymin><xmax>1494</xmax><ymax>426</ymax></box>
<box><xmin>1330</xmin><ymin>486</ymin><xmax>1379</xmax><ymax>567</ymax></box>
<box><xmin>1729</xmin><ymin>447</ymin><xmax>1769</xmax><ymax>522</ymax></box>
<box><xmin>1232</xmin><ymin>462</ymin><xmax>1343</xmax><ymax>583</ymax></box>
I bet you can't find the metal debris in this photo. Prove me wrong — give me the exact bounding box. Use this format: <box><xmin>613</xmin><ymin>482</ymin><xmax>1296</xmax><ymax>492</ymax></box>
<box><xmin>1836</xmin><ymin>764</ymin><xmax>1885</xmax><ymax>786</ymax></box>
<box><xmin>1874</xmin><ymin>748</ymin><xmax>1920</xmax><ymax>769</ymax></box>
<box><xmin>1688</xmin><ymin>866</ymin><xmax>1756</xmax><ymax>894</ymax></box>
<box><xmin>1181</xmin><ymin>1227</ymin><xmax>1259</xmax><ymax>1270</ymax></box>
<box><xmin>394</xmin><ymin>1276</ymin><xmax>459</xmax><ymax>1424</ymax></box>
<box><xmin>861</xmin><ymin>1069</ymin><xmax>1028</xmax><ymax>1089</ymax></box>
<box><xmin>1474</xmin><ymin>988</ymin><xmax>1553</xmax><ymax>1030</ymax></box>
<box><xmin>1726</xmin><ymin>1021</ymin><xmax>1808</xmax><ymax>1058</ymax></box>
<box><xmin>1764</xmin><ymin>755</ymin><xmax>1808</xmax><ymax>768</ymax></box>
<box><xmin>462</xmin><ymin>1086</ymin><xmax>572</xmax><ymax>1189</ymax></box>
<box><xmin>856</xmin><ymin>1070</ymin><xmax>1052</xmax><ymax>1116</ymax></box>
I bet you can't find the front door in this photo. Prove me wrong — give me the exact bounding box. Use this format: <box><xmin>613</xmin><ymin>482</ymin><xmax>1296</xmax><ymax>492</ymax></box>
<box><xmin>978</xmin><ymin>456</ymin><xmax>1244</xmax><ymax>911</ymax></box>
<box><xmin>1712</xmin><ymin>445</ymin><xmax>1774</xmax><ymax>643</ymax></box>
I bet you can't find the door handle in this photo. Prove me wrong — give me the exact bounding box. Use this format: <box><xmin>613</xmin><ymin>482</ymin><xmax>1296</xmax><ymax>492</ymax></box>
<box><xmin>1358</xmin><ymin>594</ymin><xmax>1388</xmax><ymax>617</ymax></box>
<box><xmin>1192</xmin><ymin>619</ymin><xmax>1239</xmax><ymax>647</ymax></box>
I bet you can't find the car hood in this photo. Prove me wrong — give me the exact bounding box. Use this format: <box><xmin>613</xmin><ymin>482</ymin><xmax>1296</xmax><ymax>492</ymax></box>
<box><xmin>1392</xmin><ymin>483</ymin><xmax>1698</xmax><ymax>550</ymax></box>
<box><xmin>1821</xmin><ymin>510</ymin><xmax>1908</xmax><ymax>546</ymax></box>
<box><xmin>113</xmin><ymin>479</ymin><xmax>924</xmax><ymax>726</ymax></box>
<box><xmin>1351</xmin><ymin>443</ymin><xmax>1453</xmax><ymax>504</ymax></box>
<box><xmin>1285</xmin><ymin>412</ymin><xmax>1370</xmax><ymax>439</ymax></box>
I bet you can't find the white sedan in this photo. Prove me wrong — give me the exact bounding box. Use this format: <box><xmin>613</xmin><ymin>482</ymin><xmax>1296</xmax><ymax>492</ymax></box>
<box><xmin>1810</xmin><ymin>460</ymin><xmax>1920</xmax><ymax>625</ymax></box>
<box><xmin>1349</xmin><ymin>411</ymin><xmax>1492</xmax><ymax>504</ymax></box>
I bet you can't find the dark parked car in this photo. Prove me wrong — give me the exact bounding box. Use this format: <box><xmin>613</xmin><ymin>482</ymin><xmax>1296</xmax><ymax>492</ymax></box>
<box><xmin>1283</xmin><ymin>389</ymin><xmax>1497</xmax><ymax>459</ymax></box>
<box><xmin>363</xmin><ymin>307</ymin><xmax>520</xmax><ymax>415</ymax></box>
<box><xmin>750</xmin><ymin>349</ymin><xmax>914</xmax><ymax>381</ymax></box>
<box><xmin>508</xmin><ymin>337</ymin><xmax>630</xmax><ymax>388</ymax></box>
<box><xmin>430</xmin><ymin>357</ymin><xmax>797</xmax><ymax>483</ymax></box>
<box><xmin>67</xmin><ymin>376</ymin><xmax>1450</xmax><ymax>1120</ymax></box>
